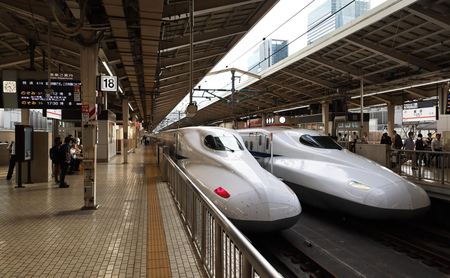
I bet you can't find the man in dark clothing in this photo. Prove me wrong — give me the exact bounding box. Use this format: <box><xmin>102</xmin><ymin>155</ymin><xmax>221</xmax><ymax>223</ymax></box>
<box><xmin>50</xmin><ymin>137</ymin><xmax>63</xmax><ymax>185</ymax></box>
<box><xmin>380</xmin><ymin>133</ymin><xmax>392</xmax><ymax>145</ymax></box>
<box><xmin>393</xmin><ymin>130</ymin><xmax>403</xmax><ymax>149</ymax></box>
<box><xmin>6</xmin><ymin>141</ymin><xmax>15</xmax><ymax>180</ymax></box>
<box><xmin>59</xmin><ymin>137</ymin><xmax>71</xmax><ymax>188</ymax></box>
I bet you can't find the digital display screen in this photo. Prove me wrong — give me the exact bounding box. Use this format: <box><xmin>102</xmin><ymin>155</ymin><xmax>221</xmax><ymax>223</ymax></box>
<box><xmin>447</xmin><ymin>90</ymin><xmax>450</xmax><ymax>114</ymax></box>
<box><xmin>17</xmin><ymin>80</ymin><xmax>82</xmax><ymax>109</ymax></box>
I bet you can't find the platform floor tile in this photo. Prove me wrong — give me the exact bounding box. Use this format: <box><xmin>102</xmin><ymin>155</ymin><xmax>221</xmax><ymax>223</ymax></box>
<box><xmin>0</xmin><ymin>146</ymin><xmax>206</xmax><ymax>278</ymax></box>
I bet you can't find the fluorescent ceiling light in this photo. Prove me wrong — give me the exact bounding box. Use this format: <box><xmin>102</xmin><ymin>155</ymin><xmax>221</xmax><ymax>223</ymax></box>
<box><xmin>274</xmin><ymin>105</ymin><xmax>309</xmax><ymax>113</ymax></box>
<box><xmin>128</xmin><ymin>103</ymin><xmax>134</xmax><ymax>111</ymax></box>
<box><xmin>352</xmin><ymin>79</ymin><xmax>450</xmax><ymax>99</ymax></box>
<box><xmin>119</xmin><ymin>86</ymin><xmax>123</xmax><ymax>94</ymax></box>
<box><xmin>102</xmin><ymin>61</ymin><xmax>114</xmax><ymax>76</ymax></box>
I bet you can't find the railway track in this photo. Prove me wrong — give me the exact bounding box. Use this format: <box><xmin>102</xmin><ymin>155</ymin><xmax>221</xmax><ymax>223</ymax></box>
<box><xmin>348</xmin><ymin>219</ymin><xmax>450</xmax><ymax>275</ymax></box>
<box><xmin>250</xmin><ymin>233</ymin><xmax>338</xmax><ymax>278</ymax></box>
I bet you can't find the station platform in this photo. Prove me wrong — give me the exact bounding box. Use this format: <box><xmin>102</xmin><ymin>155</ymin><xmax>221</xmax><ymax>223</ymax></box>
<box><xmin>0</xmin><ymin>146</ymin><xmax>207</xmax><ymax>278</ymax></box>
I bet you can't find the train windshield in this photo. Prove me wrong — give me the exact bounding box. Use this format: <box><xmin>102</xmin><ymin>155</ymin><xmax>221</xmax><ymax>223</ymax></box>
<box><xmin>204</xmin><ymin>135</ymin><xmax>244</xmax><ymax>151</ymax></box>
<box><xmin>299</xmin><ymin>135</ymin><xmax>343</xmax><ymax>150</ymax></box>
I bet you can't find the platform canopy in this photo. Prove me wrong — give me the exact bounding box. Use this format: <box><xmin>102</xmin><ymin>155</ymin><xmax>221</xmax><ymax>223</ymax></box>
<box><xmin>166</xmin><ymin>0</ymin><xmax>450</xmax><ymax>128</ymax></box>
<box><xmin>0</xmin><ymin>0</ymin><xmax>279</xmax><ymax>128</ymax></box>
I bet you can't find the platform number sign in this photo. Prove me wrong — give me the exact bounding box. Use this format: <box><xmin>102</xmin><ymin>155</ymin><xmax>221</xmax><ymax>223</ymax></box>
<box><xmin>99</xmin><ymin>76</ymin><xmax>118</xmax><ymax>92</ymax></box>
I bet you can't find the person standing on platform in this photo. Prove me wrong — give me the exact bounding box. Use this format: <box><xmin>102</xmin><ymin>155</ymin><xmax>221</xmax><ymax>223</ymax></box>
<box><xmin>424</xmin><ymin>133</ymin><xmax>433</xmax><ymax>167</ymax></box>
<box><xmin>393</xmin><ymin>130</ymin><xmax>403</xmax><ymax>149</ymax></box>
<box><xmin>431</xmin><ymin>134</ymin><xmax>444</xmax><ymax>168</ymax></box>
<box><xmin>380</xmin><ymin>133</ymin><xmax>392</xmax><ymax>145</ymax></box>
<box><xmin>49</xmin><ymin>137</ymin><xmax>63</xmax><ymax>185</ymax></box>
<box><xmin>6</xmin><ymin>141</ymin><xmax>15</xmax><ymax>180</ymax></box>
<box><xmin>403</xmin><ymin>132</ymin><xmax>416</xmax><ymax>169</ymax></box>
<box><xmin>361</xmin><ymin>132</ymin><xmax>369</xmax><ymax>144</ymax></box>
<box><xmin>415</xmin><ymin>134</ymin><xmax>425</xmax><ymax>167</ymax></box>
<box><xmin>59</xmin><ymin>137</ymin><xmax>71</xmax><ymax>188</ymax></box>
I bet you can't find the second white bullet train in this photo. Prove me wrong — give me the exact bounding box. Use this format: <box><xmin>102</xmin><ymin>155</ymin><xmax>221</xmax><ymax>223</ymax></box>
<box><xmin>237</xmin><ymin>127</ymin><xmax>431</xmax><ymax>220</ymax></box>
<box><xmin>156</xmin><ymin>127</ymin><xmax>301</xmax><ymax>232</ymax></box>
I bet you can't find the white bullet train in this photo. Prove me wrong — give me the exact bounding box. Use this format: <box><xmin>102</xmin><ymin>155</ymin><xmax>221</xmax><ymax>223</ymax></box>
<box><xmin>156</xmin><ymin>127</ymin><xmax>301</xmax><ymax>232</ymax></box>
<box><xmin>237</xmin><ymin>127</ymin><xmax>431</xmax><ymax>220</ymax></box>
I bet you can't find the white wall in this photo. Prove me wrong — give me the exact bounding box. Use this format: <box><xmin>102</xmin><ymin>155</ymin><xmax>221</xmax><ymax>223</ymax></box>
<box><xmin>437</xmin><ymin>114</ymin><xmax>450</xmax><ymax>151</ymax></box>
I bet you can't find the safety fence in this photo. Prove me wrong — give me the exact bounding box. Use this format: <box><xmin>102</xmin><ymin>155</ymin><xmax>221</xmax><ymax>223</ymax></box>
<box><xmin>390</xmin><ymin>149</ymin><xmax>449</xmax><ymax>184</ymax></box>
<box><xmin>160</xmin><ymin>150</ymin><xmax>282</xmax><ymax>278</ymax></box>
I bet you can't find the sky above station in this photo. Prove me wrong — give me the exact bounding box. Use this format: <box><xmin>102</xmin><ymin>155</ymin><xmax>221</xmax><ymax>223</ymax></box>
<box><xmin>169</xmin><ymin>0</ymin><xmax>388</xmax><ymax>117</ymax></box>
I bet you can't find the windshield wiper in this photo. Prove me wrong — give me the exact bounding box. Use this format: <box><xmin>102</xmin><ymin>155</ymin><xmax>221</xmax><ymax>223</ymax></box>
<box><xmin>224</xmin><ymin>146</ymin><xmax>235</xmax><ymax>152</ymax></box>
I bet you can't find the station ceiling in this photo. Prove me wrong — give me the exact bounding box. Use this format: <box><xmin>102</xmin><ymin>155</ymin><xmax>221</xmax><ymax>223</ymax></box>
<box><xmin>0</xmin><ymin>0</ymin><xmax>449</xmax><ymax>130</ymax></box>
<box><xmin>168</xmin><ymin>0</ymin><xmax>450</xmax><ymax>129</ymax></box>
<box><xmin>0</xmin><ymin>0</ymin><xmax>278</xmax><ymax>127</ymax></box>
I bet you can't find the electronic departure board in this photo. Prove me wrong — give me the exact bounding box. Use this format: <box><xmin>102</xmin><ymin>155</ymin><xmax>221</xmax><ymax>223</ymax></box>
<box><xmin>17</xmin><ymin>79</ymin><xmax>82</xmax><ymax>109</ymax></box>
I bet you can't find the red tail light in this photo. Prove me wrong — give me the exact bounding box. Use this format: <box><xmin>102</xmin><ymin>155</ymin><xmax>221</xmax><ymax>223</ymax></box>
<box><xmin>214</xmin><ymin>187</ymin><xmax>230</xmax><ymax>198</ymax></box>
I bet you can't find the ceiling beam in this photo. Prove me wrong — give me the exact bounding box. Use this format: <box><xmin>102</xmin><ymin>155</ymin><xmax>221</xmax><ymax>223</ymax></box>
<box><xmin>159</xmin><ymin>26</ymin><xmax>248</xmax><ymax>52</ymax></box>
<box><xmin>161</xmin><ymin>48</ymin><xmax>228</xmax><ymax>68</ymax></box>
<box><xmin>407</xmin><ymin>5</ymin><xmax>450</xmax><ymax>30</ymax></box>
<box><xmin>162</xmin><ymin>0</ymin><xmax>264</xmax><ymax>20</ymax></box>
<box><xmin>262</xmin><ymin>79</ymin><xmax>315</xmax><ymax>99</ymax></box>
<box><xmin>345</xmin><ymin>37</ymin><xmax>440</xmax><ymax>72</ymax></box>
<box><xmin>159</xmin><ymin>64</ymin><xmax>212</xmax><ymax>81</ymax></box>
<box><xmin>280</xmin><ymin>69</ymin><xmax>336</xmax><ymax>89</ymax></box>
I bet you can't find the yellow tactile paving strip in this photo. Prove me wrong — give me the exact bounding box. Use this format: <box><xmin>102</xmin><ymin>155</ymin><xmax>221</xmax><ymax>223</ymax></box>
<box><xmin>146</xmin><ymin>149</ymin><xmax>171</xmax><ymax>277</ymax></box>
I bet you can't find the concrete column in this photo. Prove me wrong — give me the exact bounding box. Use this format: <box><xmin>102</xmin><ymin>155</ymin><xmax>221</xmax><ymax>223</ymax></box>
<box><xmin>122</xmin><ymin>97</ymin><xmax>129</xmax><ymax>164</ymax></box>
<box><xmin>322</xmin><ymin>102</ymin><xmax>329</xmax><ymax>135</ymax></box>
<box><xmin>80</xmin><ymin>43</ymin><xmax>99</xmax><ymax>208</ymax></box>
<box><xmin>387</xmin><ymin>103</ymin><xmax>395</xmax><ymax>135</ymax></box>
<box><xmin>21</xmin><ymin>109</ymin><xmax>29</xmax><ymax>125</ymax></box>
<box><xmin>262</xmin><ymin>114</ymin><xmax>267</xmax><ymax>127</ymax></box>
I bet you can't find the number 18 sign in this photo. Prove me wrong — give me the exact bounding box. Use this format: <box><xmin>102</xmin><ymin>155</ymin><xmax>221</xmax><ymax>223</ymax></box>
<box><xmin>99</xmin><ymin>76</ymin><xmax>118</xmax><ymax>92</ymax></box>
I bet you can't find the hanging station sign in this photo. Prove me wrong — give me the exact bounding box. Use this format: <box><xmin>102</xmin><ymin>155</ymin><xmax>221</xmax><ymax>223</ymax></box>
<box><xmin>402</xmin><ymin>107</ymin><xmax>436</xmax><ymax>122</ymax></box>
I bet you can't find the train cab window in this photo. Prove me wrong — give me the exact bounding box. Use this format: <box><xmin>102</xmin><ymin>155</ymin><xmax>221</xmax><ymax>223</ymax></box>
<box><xmin>299</xmin><ymin>135</ymin><xmax>342</xmax><ymax>150</ymax></box>
<box><xmin>250</xmin><ymin>141</ymin><xmax>253</xmax><ymax>151</ymax></box>
<box><xmin>204</xmin><ymin>135</ymin><xmax>244</xmax><ymax>151</ymax></box>
<box><xmin>259</xmin><ymin>136</ymin><xmax>262</xmax><ymax>146</ymax></box>
<box><xmin>266</xmin><ymin>138</ymin><xmax>269</xmax><ymax>150</ymax></box>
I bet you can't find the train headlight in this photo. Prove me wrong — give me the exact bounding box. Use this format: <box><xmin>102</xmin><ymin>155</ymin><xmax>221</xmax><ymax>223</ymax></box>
<box><xmin>348</xmin><ymin>181</ymin><xmax>371</xmax><ymax>191</ymax></box>
<box><xmin>214</xmin><ymin>187</ymin><xmax>230</xmax><ymax>198</ymax></box>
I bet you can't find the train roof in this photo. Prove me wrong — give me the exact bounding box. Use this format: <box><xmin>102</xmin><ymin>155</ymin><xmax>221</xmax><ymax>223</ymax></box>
<box><xmin>236</xmin><ymin>127</ymin><xmax>326</xmax><ymax>137</ymax></box>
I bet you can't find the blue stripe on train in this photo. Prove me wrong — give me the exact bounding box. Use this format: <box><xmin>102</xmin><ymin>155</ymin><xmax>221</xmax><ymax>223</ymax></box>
<box><xmin>249</xmin><ymin>151</ymin><xmax>282</xmax><ymax>158</ymax></box>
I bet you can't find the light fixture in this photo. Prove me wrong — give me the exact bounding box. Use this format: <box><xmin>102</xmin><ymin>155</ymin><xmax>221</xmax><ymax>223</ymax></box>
<box><xmin>102</xmin><ymin>61</ymin><xmax>114</xmax><ymax>76</ymax></box>
<box><xmin>128</xmin><ymin>103</ymin><xmax>134</xmax><ymax>111</ymax></box>
<box><xmin>119</xmin><ymin>86</ymin><xmax>123</xmax><ymax>94</ymax></box>
<box><xmin>351</xmin><ymin>79</ymin><xmax>450</xmax><ymax>99</ymax></box>
<box><xmin>279</xmin><ymin>116</ymin><xmax>286</xmax><ymax>123</ymax></box>
<box><xmin>273</xmin><ymin>105</ymin><xmax>309</xmax><ymax>113</ymax></box>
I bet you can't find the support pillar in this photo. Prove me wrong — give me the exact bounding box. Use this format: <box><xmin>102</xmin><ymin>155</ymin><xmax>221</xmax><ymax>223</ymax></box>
<box><xmin>21</xmin><ymin>109</ymin><xmax>29</xmax><ymax>125</ymax></box>
<box><xmin>122</xmin><ymin>97</ymin><xmax>129</xmax><ymax>164</ymax></box>
<box><xmin>387</xmin><ymin>103</ymin><xmax>395</xmax><ymax>135</ymax></box>
<box><xmin>80</xmin><ymin>43</ymin><xmax>99</xmax><ymax>209</ymax></box>
<box><xmin>322</xmin><ymin>102</ymin><xmax>329</xmax><ymax>135</ymax></box>
<box><xmin>360</xmin><ymin>77</ymin><xmax>364</xmax><ymax>128</ymax></box>
<box><xmin>262</xmin><ymin>114</ymin><xmax>267</xmax><ymax>127</ymax></box>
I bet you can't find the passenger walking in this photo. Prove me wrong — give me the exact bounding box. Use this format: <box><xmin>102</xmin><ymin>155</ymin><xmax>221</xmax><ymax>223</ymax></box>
<box><xmin>431</xmin><ymin>134</ymin><xmax>444</xmax><ymax>168</ymax></box>
<box><xmin>415</xmin><ymin>134</ymin><xmax>425</xmax><ymax>167</ymax></box>
<box><xmin>403</xmin><ymin>132</ymin><xmax>416</xmax><ymax>169</ymax></box>
<box><xmin>380</xmin><ymin>133</ymin><xmax>392</xmax><ymax>145</ymax></box>
<box><xmin>59</xmin><ymin>137</ymin><xmax>71</xmax><ymax>188</ymax></box>
<box><xmin>424</xmin><ymin>133</ymin><xmax>433</xmax><ymax>167</ymax></box>
<box><xmin>49</xmin><ymin>137</ymin><xmax>63</xmax><ymax>185</ymax></box>
<box><xmin>6</xmin><ymin>141</ymin><xmax>15</xmax><ymax>180</ymax></box>
<box><xmin>393</xmin><ymin>130</ymin><xmax>403</xmax><ymax>149</ymax></box>
<box><xmin>361</xmin><ymin>132</ymin><xmax>369</xmax><ymax>144</ymax></box>
<box><xmin>350</xmin><ymin>132</ymin><xmax>358</xmax><ymax>152</ymax></box>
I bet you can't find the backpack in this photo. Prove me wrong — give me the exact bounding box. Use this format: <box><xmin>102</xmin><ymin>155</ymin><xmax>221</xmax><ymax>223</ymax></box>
<box><xmin>50</xmin><ymin>145</ymin><xmax>62</xmax><ymax>164</ymax></box>
<box><xmin>416</xmin><ymin>139</ymin><xmax>424</xmax><ymax>150</ymax></box>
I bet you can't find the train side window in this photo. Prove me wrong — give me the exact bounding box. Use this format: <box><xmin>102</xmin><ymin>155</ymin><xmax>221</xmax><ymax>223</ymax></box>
<box><xmin>259</xmin><ymin>136</ymin><xmax>262</xmax><ymax>146</ymax></box>
<box><xmin>250</xmin><ymin>141</ymin><xmax>253</xmax><ymax>150</ymax></box>
<box><xmin>266</xmin><ymin>138</ymin><xmax>269</xmax><ymax>149</ymax></box>
<box><xmin>204</xmin><ymin>135</ymin><xmax>216</xmax><ymax>149</ymax></box>
<box><xmin>245</xmin><ymin>141</ymin><xmax>248</xmax><ymax>149</ymax></box>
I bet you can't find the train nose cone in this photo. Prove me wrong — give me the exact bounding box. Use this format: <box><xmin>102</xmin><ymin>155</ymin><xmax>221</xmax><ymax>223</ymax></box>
<box><xmin>364</xmin><ymin>181</ymin><xmax>430</xmax><ymax>219</ymax></box>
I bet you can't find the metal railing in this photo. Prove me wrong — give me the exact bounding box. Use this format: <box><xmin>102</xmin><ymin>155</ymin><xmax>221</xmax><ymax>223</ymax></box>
<box><xmin>161</xmin><ymin>152</ymin><xmax>282</xmax><ymax>278</ymax></box>
<box><xmin>390</xmin><ymin>149</ymin><xmax>449</xmax><ymax>184</ymax></box>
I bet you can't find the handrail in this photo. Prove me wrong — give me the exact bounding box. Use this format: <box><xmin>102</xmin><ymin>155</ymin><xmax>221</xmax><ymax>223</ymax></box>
<box><xmin>162</xmin><ymin>151</ymin><xmax>282</xmax><ymax>278</ymax></box>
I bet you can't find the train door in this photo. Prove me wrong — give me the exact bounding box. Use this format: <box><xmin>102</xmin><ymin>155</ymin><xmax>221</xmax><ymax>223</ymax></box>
<box><xmin>262</xmin><ymin>134</ymin><xmax>271</xmax><ymax>168</ymax></box>
<box><xmin>174</xmin><ymin>133</ymin><xmax>182</xmax><ymax>160</ymax></box>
